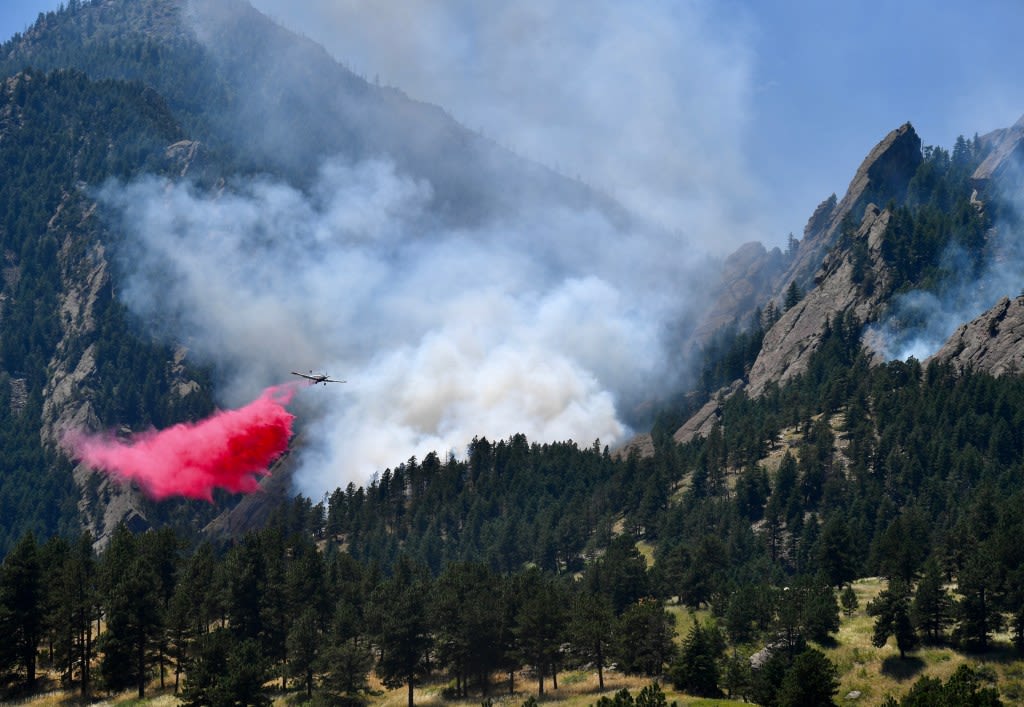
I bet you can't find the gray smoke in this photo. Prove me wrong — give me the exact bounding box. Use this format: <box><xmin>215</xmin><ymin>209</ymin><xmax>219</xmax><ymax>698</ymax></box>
<box><xmin>94</xmin><ymin>0</ymin><xmax>770</xmax><ymax>497</ymax></box>
<box><xmin>246</xmin><ymin>0</ymin><xmax>765</xmax><ymax>241</ymax></box>
<box><xmin>98</xmin><ymin>158</ymin><xmax>710</xmax><ymax>495</ymax></box>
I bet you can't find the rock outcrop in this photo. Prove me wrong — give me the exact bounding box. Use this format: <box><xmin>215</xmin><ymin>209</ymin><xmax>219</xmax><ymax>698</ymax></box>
<box><xmin>690</xmin><ymin>124</ymin><xmax>923</xmax><ymax>362</ymax></box>
<box><xmin>746</xmin><ymin>204</ymin><xmax>895</xmax><ymax>396</ymax></box>
<box><xmin>930</xmin><ymin>295</ymin><xmax>1024</xmax><ymax>377</ymax></box>
<box><xmin>691</xmin><ymin>242</ymin><xmax>786</xmax><ymax>345</ymax></box>
<box><xmin>971</xmin><ymin>114</ymin><xmax>1024</xmax><ymax>195</ymax></box>
<box><xmin>673</xmin><ymin>124</ymin><xmax>924</xmax><ymax>443</ymax></box>
<box><xmin>774</xmin><ymin>123</ymin><xmax>921</xmax><ymax>302</ymax></box>
<box><xmin>674</xmin><ymin>379</ymin><xmax>742</xmax><ymax>445</ymax></box>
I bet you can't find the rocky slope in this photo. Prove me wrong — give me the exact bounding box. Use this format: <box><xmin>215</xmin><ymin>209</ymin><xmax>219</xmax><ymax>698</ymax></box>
<box><xmin>691</xmin><ymin>123</ymin><xmax>923</xmax><ymax>350</ymax></box>
<box><xmin>931</xmin><ymin>296</ymin><xmax>1024</xmax><ymax>377</ymax></box>
<box><xmin>673</xmin><ymin>124</ymin><xmax>924</xmax><ymax>443</ymax></box>
<box><xmin>971</xmin><ymin>114</ymin><xmax>1024</xmax><ymax>194</ymax></box>
<box><xmin>745</xmin><ymin>203</ymin><xmax>896</xmax><ymax>396</ymax></box>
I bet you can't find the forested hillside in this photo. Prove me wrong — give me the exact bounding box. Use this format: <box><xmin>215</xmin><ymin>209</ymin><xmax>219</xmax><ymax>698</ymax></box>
<box><xmin>8</xmin><ymin>141</ymin><xmax>1023</xmax><ymax>703</ymax></box>
<box><xmin>0</xmin><ymin>67</ymin><xmax>220</xmax><ymax>554</ymax></box>
<box><xmin>2</xmin><ymin>0</ymin><xmax>1024</xmax><ymax>705</ymax></box>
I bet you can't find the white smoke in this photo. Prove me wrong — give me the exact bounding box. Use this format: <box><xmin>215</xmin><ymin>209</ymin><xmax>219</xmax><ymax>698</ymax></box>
<box><xmin>98</xmin><ymin>158</ymin><xmax>707</xmax><ymax>495</ymax></box>
<box><xmin>869</xmin><ymin>191</ymin><xmax>1024</xmax><ymax>362</ymax></box>
<box><xmin>90</xmin><ymin>0</ymin><xmax>769</xmax><ymax>496</ymax></box>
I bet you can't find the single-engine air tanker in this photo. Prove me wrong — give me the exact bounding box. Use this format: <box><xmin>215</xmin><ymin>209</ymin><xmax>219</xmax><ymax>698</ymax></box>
<box><xmin>291</xmin><ymin>370</ymin><xmax>346</xmax><ymax>385</ymax></box>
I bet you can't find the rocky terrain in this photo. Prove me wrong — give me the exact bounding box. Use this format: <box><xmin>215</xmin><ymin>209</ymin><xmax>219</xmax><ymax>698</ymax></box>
<box><xmin>672</xmin><ymin>116</ymin><xmax>1024</xmax><ymax>446</ymax></box>
<box><xmin>931</xmin><ymin>295</ymin><xmax>1024</xmax><ymax>377</ymax></box>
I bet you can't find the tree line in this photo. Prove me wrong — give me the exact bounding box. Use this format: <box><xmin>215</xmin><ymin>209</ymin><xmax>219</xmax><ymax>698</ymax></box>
<box><xmin>0</xmin><ymin>516</ymin><xmax>831</xmax><ymax>706</ymax></box>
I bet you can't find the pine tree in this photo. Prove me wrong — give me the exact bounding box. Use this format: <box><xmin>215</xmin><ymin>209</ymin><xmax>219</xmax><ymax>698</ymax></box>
<box><xmin>954</xmin><ymin>549</ymin><xmax>1001</xmax><ymax>651</ymax></box>
<box><xmin>369</xmin><ymin>556</ymin><xmax>432</xmax><ymax>707</ymax></box>
<box><xmin>97</xmin><ymin>526</ymin><xmax>161</xmax><ymax>698</ymax></box>
<box><xmin>775</xmin><ymin>648</ymin><xmax>839</xmax><ymax>707</ymax></box>
<box><xmin>430</xmin><ymin>562</ymin><xmax>507</xmax><ymax>697</ymax></box>
<box><xmin>613</xmin><ymin>599</ymin><xmax>676</xmax><ymax>677</ymax></box>
<box><xmin>840</xmin><ymin>585</ymin><xmax>859</xmax><ymax>617</ymax></box>
<box><xmin>513</xmin><ymin>569</ymin><xmax>567</xmax><ymax>696</ymax></box>
<box><xmin>783</xmin><ymin>280</ymin><xmax>803</xmax><ymax>311</ymax></box>
<box><xmin>286</xmin><ymin>607</ymin><xmax>321</xmax><ymax>699</ymax></box>
<box><xmin>669</xmin><ymin>621</ymin><xmax>723</xmax><ymax>697</ymax></box>
<box><xmin>867</xmin><ymin>578</ymin><xmax>919</xmax><ymax>658</ymax></box>
<box><xmin>568</xmin><ymin>590</ymin><xmax>615</xmax><ymax>690</ymax></box>
<box><xmin>0</xmin><ymin>532</ymin><xmax>43</xmax><ymax>689</ymax></box>
<box><xmin>911</xmin><ymin>558</ymin><xmax>951</xmax><ymax>644</ymax></box>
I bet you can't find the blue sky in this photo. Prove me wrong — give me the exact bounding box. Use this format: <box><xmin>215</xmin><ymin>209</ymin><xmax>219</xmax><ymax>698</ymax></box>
<box><xmin>3</xmin><ymin>0</ymin><xmax>1024</xmax><ymax>251</ymax></box>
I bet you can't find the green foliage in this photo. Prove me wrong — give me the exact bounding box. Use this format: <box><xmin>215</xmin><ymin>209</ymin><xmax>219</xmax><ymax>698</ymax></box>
<box><xmin>368</xmin><ymin>556</ymin><xmax>433</xmax><ymax>705</ymax></box>
<box><xmin>783</xmin><ymin>280</ymin><xmax>804</xmax><ymax>311</ymax></box>
<box><xmin>911</xmin><ymin>558</ymin><xmax>952</xmax><ymax>644</ymax></box>
<box><xmin>668</xmin><ymin>620</ymin><xmax>724</xmax><ymax>697</ymax></box>
<box><xmin>867</xmin><ymin>577</ymin><xmax>919</xmax><ymax>658</ymax></box>
<box><xmin>775</xmin><ymin>648</ymin><xmax>839</xmax><ymax>707</ymax></box>
<box><xmin>568</xmin><ymin>590</ymin><xmax>615</xmax><ymax>690</ymax></box>
<box><xmin>180</xmin><ymin>630</ymin><xmax>271</xmax><ymax>707</ymax></box>
<box><xmin>840</xmin><ymin>585</ymin><xmax>858</xmax><ymax>617</ymax></box>
<box><xmin>613</xmin><ymin>599</ymin><xmax>676</xmax><ymax>676</ymax></box>
<box><xmin>883</xmin><ymin>664</ymin><xmax>1003</xmax><ymax>706</ymax></box>
<box><xmin>695</xmin><ymin>312</ymin><xmax>765</xmax><ymax>395</ymax></box>
<box><xmin>880</xmin><ymin>139</ymin><xmax>987</xmax><ymax>293</ymax></box>
<box><xmin>0</xmin><ymin>532</ymin><xmax>43</xmax><ymax>690</ymax></box>
<box><xmin>325</xmin><ymin>435</ymin><xmax>648</xmax><ymax>575</ymax></box>
<box><xmin>431</xmin><ymin>562</ymin><xmax>510</xmax><ymax>697</ymax></box>
<box><xmin>592</xmin><ymin>684</ymin><xmax>677</xmax><ymax>707</ymax></box>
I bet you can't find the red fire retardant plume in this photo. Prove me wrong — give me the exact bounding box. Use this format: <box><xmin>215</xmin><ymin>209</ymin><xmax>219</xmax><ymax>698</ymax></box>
<box><xmin>63</xmin><ymin>384</ymin><xmax>301</xmax><ymax>501</ymax></box>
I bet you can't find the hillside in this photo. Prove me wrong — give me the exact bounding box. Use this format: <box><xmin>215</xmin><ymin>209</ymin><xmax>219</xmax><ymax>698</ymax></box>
<box><xmin>3</xmin><ymin>0</ymin><xmax>1024</xmax><ymax>705</ymax></box>
<box><xmin>0</xmin><ymin>0</ymin><xmax>654</xmax><ymax>553</ymax></box>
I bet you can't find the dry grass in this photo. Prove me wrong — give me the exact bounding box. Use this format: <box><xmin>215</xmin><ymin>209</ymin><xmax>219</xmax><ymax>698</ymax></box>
<box><xmin>363</xmin><ymin>669</ymin><xmax>747</xmax><ymax>707</ymax></box>
<box><xmin>16</xmin><ymin>687</ymin><xmax>181</xmax><ymax>707</ymax></box>
<box><xmin>819</xmin><ymin>577</ymin><xmax>1022</xmax><ymax>705</ymax></box>
<box><xmin>635</xmin><ymin>540</ymin><xmax>656</xmax><ymax>567</ymax></box>
<box><xmin>17</xmin><ymin>576</ymin><xmax>1024</xmax><ymax>707</ymax></box>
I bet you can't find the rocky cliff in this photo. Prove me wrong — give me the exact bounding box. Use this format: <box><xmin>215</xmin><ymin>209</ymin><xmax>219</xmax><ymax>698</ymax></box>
<box><xmin>931</xmin><ymin>295</ymin><xmax>1024</xmax><ymax>377</ymax></box>
<box><xmin>673</xmin><ymin>124</ymin><xmax>924</xmax><ymax>443</ymax></box>
<box><xmin>971</xmin><ymin>114</ymin><xmax>1024</xmax><ymax>195</ymax></box>
<box><xmin>745</xmin><ymin>203</ymin><xmax>896</xmax><ymax>397</ymax></box>
<box><xmin>690</xmin><ymin>124</ymin><xmax>923</xmax><ymax>360</ymax></box>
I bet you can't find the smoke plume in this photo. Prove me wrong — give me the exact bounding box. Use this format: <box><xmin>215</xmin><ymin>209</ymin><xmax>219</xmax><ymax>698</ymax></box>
<box><xmin>245</xmin><ymin>0</ymin><xmax>763</xmax><ymax>242</ymax></box>
<box><xmin>88</xmin><ymin>0</ymin><xmax>762</xmax><ymax>498</ymax></box>
<box><xmin>63</xmin><ymin>385</ymin><xmax>299</xmax><ymax>500</ymax></box>
<box><xmin>97</xmin><ymin>158</ymin><xmax>709</xmax><ymax>496</ymax></box>
<box><xmin>870</xmin><ymin>215</ymin><xmax>1024</xmax><ymax>363</ymax></box>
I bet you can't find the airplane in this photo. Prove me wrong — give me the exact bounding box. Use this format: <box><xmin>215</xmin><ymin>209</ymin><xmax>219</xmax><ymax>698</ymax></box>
<box><xmin>291</xmin><ymin>370</ymin><xmax>346</xmax><ymax>386</ymax></box>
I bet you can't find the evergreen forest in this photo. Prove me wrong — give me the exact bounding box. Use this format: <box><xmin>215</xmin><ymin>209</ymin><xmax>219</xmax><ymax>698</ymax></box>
<box><xmin>1</xmin><ymin>1</ymin><xmax>1024</xmax><ymax>706</ymax></box>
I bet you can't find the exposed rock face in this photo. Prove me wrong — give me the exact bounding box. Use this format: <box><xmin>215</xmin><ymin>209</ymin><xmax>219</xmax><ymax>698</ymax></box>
<box><xmin>672</xmin><ymin>125</ymin><xmax>925</xmax><ymax>442</ymax></box>
<box><xmin>775</xmin><ymin>123</ymin><xmax>921</xmax><ymax>300</ymax></box>
<box><xmin>203</xmin><ymin>453</ymin><xmax>296</xmax><ymax>541</ymax></box>
<box><xmin>164</xmin><ymin>139</ymin><xmax>204</xmax><ymax>177</ymax></box>
<box><xmin>42</xmin><ymin>199</ymin><xmax>106</xmax><ymax>449</ymax></box>
<box><xmin>971</xmin><ymin>114</ymin><xmax>1024</xmax><ymax>195</ymax></box>
<box><xmin>691</xmin><ymin>242</ymin><xmax>786</xmax><ymax>345</ymax></box>
<box><xmin>673</xmin><ymin>379</ymin><xmax>742</xmax><ymax>445</ymax></box>
<box><xmin>691</xmin><ymin>124</ymin><xmax>923</xmax><ymax>360</ymax></box>
<box><xmin>615</xmin><ymin>432</ymin><xmax>655</xmax><ymax>460</ymax></box>
<box><xmin>37</xmin><ymin>193</ymin><xmax>155</xmax><ymax>545</ymax></box>
<box><xmin>930</xmin><ymin>296</ymin><xmax>1024</xmax><ymax>377</ymax></box>
<box><xmin>746</xmin><ymin>205</ymin><xmax>895</xmax><ymax>396</ymax></box>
